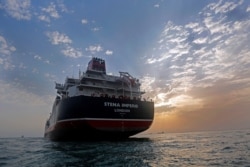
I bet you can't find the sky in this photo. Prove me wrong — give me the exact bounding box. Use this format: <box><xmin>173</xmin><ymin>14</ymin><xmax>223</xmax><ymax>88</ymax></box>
<box><xmin>0</xmin><ymin>0</ymin><xmax>250</xmax><ymax>137</ymax></box>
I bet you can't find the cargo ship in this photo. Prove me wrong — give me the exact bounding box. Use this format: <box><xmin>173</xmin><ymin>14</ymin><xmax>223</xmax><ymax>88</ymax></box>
<box><xmin>44</xmin><ymin>57</ymin><xmax>154</xmax><ymax>141</ymax></box>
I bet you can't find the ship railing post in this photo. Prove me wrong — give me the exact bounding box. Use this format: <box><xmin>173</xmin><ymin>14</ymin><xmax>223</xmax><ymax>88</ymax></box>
<box><xmin>129</xmin><ymin>82</ymin><xmax>132</xmax><ymax>99</ymax></box>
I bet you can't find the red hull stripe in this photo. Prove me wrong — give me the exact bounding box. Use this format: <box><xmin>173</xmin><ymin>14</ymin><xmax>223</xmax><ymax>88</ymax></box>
<box><xmin>46</xmin><ymin>118</ymin><xmax>152</xmax><ymax>133</ymax></box>
<box><xmin>58</xmin><ymin>118</ymin><xmax>153</xmax><ymax>122</ymax></box>
<box><xmin>86</xmin><ymin>120</ymin><xmax>152</xmax><ymax>128</ymax></box>
<box><xmin>58</xmin><ymin>118</ymin><xmax>152</xmax><ymax>128</ymax></box>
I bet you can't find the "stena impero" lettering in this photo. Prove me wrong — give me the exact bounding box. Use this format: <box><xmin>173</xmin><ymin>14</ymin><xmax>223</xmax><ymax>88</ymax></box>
<box><xmin>104</xmin><ymin>102</ymin><xmax>138</xmax><ymax>108</ymax></box>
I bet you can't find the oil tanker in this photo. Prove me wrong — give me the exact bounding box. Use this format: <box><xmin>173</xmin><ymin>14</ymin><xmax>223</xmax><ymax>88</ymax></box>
<box><xmin>44</xmin><ymin>57</ymin><xmax>154</xmax><ymax>141</ymax></box>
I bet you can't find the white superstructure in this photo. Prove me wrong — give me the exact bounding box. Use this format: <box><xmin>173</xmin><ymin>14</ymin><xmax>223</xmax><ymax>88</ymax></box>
<box><xmin>55</xmin><ymin>57</ymin><xmax>145</xmax><ymax>100</ymax></box>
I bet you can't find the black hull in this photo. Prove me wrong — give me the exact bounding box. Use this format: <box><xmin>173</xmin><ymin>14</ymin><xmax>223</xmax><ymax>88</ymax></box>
<box><xmin>45</xmin><ymin>96</ymin><xmax>154</xmax><ymax>141</ymax></box>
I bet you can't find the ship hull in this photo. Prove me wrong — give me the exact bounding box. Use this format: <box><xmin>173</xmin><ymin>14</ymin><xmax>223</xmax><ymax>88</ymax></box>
<box><xmin>44</xmin><ymin>96</ymin><xmax>154</xmax><ymax>141</ymax></box>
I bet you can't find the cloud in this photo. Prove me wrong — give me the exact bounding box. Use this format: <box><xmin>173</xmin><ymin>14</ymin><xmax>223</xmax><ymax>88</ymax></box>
<box><xmin>142</xmin><ymin>0</ymin><xmax>250</xmax><ymax>113</ymax></box>
<box><xmin>0</xmin><ymin>36</ymin><xmax>16</xmax><ymax>55</ymax></box>
<box><xmin>81</xmin><ymin>19</ymin><xmax>88</xmax><ymax>24</ymax></box>
<box><xmin>140</xmin><ymin>76</ymin><xmax>156</xmax><ymax>92</ymax></box>
<box><xmin>45</xmin><ymin>31</ymin><xmax>72</xmax><ymax>45</ymax></box>
<box><xmin>0</xmin><ymin>58</ymin><xmax>15</xmax><ymax>70</ymax></box>
<box><xmin>38</xmin><ymin>2</ymin><xmax>69</xmax><ymax>22</ymax></box>
<box><xmin>85</xmin><ymin>45</ymin><xmax>103</xmax><ymax>54</ymax></box>
<box><xmin>154</xmin><ymin>4</ymin><xmax>160</xmax><ymax>8</ymax></box>
<box><xmin>91</xmin><ymin>27</ymin><xmax>101</xmax><ymax>32</ymax></box>
<box><xmin>45</xmin><ymin>31</ymin><xmax>83</xmax><ymax>58</ymax></box>
<box><xmin>105</xmin><ymin>50</ymin><xmax>113</xmax><ymax>55</ymax></box>
<box><xmin>38</xmin><ymin>15</ymin><xmax>50</xmax><ymax>22</ymax></box>
<box><xmin>34</xmin><ymin>55</ymin><xmax>42</xmax><ymax>60</ymax></box>
<box><xmin>0</xmin><ymin>35</ymin><xmax>16</xmax><ymax>70</ymax></box>
<box><xmin>61</xmin><ymin>45</ymin><xmax>83</xmax><ymax>58</ymax></box>
<box><xmin>148</xmin><ymin>78</ymin><xmax>250</xmax><ymax>133</ymax></box>
<box><xmin>0</xmin><ymin>0</ymin><xmax>31</xmax><ymax>20</ymax></box>
<box><xmin>209</xmin><ymin>0</ymin><xmax>243</xmax><ymax>14</ymax></box>
<box><xmin>44</xmin><ymin>60</ymin><xmax>50</xmax><ymax>64</ymax></box>
<box><xmin>34</xmin><ymin>54</ymin><xmax>51</xmax><ymax>64</ymax></box>
<box><xmin>81</xmin><ymin>18</ymin><xmax>101</xmax><ymax>32</ymax></box>
<box><xmin>193</xmin><ymin>37</ymin><xmax>208</xmax><ymax>44</ymax></box>
<box><xmin>41</xmin><ymin>2</ymin><xmax>60</xmax><ymax>19</ymax></box>
<box><xmin>247</xmin><ymin>6</ymin><xmax>250</xmax><ymax>12</ymax></box>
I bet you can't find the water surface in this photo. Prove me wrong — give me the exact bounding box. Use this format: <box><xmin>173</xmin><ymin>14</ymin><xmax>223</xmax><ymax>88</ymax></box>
<box><xmin>1</xmin><ymin>130</ymin><xmax>250</xmax><ymax>166</ymax></box>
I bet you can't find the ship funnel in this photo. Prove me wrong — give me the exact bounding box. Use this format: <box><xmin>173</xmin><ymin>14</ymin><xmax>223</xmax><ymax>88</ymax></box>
<box><xmin>86</xmin><ymin>57</ymin><xmax>106</xmax><ymax>74</ymax></box>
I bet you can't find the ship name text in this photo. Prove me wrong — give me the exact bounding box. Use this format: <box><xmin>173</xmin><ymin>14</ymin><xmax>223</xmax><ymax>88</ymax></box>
<box><xmin>104</xmin><ymin>102</ymin><xmax>138</xmax><ymax>108</ymax></box>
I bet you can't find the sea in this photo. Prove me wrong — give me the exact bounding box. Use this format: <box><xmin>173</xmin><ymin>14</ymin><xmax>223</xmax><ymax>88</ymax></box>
<box><xmin>0</xmin><ymin>129</ymin><xmax>250</xmax><ymax>167</ymax></box>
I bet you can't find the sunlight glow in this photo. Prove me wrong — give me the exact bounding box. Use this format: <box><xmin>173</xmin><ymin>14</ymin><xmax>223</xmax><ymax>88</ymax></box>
<box><xmin>155</xmin><ymin>94</ymin><xmax>203</xmax><ymax>108</ymax></box>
